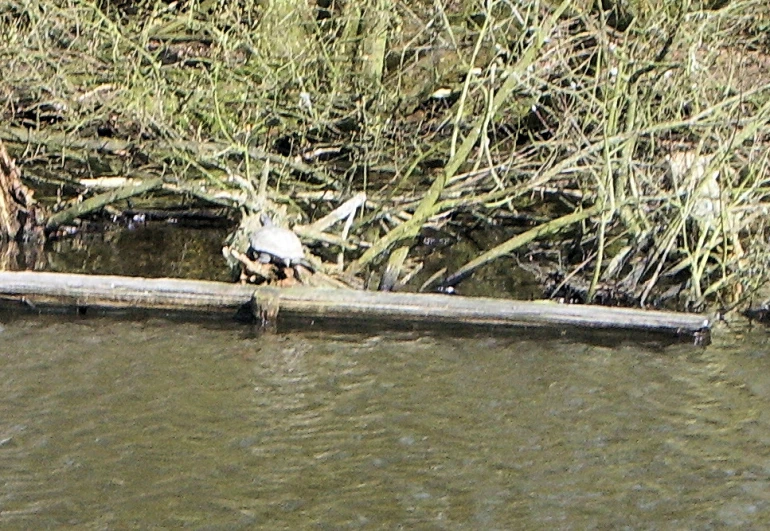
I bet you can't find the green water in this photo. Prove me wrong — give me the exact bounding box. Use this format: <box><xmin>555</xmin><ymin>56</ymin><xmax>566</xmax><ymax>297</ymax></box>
<box><xmin>1</xmin><ymin>312</ymin><xmax>768</xmax><ymax>529</ymax></box>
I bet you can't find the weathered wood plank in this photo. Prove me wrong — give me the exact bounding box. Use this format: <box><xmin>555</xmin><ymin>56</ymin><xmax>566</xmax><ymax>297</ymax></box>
<box><xmin>0</xmin><ymin>271</ymin><xmax>710</xmax><ymax>338</ymax></box>
<box><xmin>0</xmin><ymin>271</ymin><xmax>254</xmax><ymax>309</ymax></box>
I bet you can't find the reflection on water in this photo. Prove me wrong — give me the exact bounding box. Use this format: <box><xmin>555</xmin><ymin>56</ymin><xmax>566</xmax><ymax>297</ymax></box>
<box><xmin>1</xmin><ymin>314</ymin><xmax>769</xmax><ymax>528</ymax></box>
<box><xmin>1</xmin><ymin>222</ymin><xmax>232</xmax><ymax>281</ymax></box>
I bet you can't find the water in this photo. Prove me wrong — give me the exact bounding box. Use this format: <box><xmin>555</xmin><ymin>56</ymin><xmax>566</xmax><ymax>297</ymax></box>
<box><xmin>1</xmin><ymin>311</ymin><xmax>769</xmax><ymax>529</ymax></box>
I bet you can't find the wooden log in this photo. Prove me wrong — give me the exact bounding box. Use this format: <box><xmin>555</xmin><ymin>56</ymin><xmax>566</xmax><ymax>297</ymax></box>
<box><xmin>0</xmin><ymin>271</ymin><xmax>710</xmax><ymax>339</ymax></box>
<box><xmin>0</xmin><ymin>271</ymin><xmax>253</xmax><ymax>310</ymax></box>
<box><xmin>253</xmin><ymin>287</ymin><xmax>710</xmax><ymax>335</ymax></box>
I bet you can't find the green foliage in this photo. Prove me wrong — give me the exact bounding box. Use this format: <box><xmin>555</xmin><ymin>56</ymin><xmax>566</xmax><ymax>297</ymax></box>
<box><xmin>1</xmin><ymin>0</ymin><xmax>769</xmax><ymax>309</ymax></box>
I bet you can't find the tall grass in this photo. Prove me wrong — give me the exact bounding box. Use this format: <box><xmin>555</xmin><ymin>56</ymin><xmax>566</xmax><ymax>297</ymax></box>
<box><xmin>1</xmin><ymin>0</ymin><xmax>769</xmax><ymax>308</ymax></box>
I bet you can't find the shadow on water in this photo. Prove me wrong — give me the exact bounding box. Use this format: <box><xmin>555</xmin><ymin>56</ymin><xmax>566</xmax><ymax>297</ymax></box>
<box><xmin>5</xmin><ymin>220</ymin><xmax>233</xmax><ymax>281</ymax></box>
<box><xmin>274</xmin><ymin>315</ymin><xmax>702</xmax><ymax>350</ymax></box>
<box><xmin>0</xmin><ymin>299</ymin><xmax>699</xmax><ymax>351</ymax></box>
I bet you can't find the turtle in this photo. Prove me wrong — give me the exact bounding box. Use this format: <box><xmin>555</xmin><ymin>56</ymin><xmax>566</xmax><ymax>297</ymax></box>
<box><xmin>248</xmin><ymin>214</ymin><xmax>314</xmax><ymax>272</ymax></box>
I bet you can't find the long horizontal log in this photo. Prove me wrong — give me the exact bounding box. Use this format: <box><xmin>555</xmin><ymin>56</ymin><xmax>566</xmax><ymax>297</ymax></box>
<box><xmin>0</xmin><ymin>272</ymin><xmax>709</xmax><ymax>339</ymax></box>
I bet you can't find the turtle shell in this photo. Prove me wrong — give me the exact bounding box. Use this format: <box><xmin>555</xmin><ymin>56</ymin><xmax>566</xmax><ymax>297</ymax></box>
<box><xmin>249</xmin><ymin>225</ymin><xmax>305</xmax><ymax>265</ymax></box>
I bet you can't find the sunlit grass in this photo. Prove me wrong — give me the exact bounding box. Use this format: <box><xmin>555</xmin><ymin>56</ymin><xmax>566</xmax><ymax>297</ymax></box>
<box><xmin>1</xmin><ymin>0</ymin><xmax>769</xmax><ymax>309</ymax></box>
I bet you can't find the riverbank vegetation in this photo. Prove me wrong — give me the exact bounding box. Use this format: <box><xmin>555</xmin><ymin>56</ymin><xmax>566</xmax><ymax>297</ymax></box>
<box><xmin>1</xmin><ymin>0</ymin><xmax>769</xmax><ymax>313</ymax></box>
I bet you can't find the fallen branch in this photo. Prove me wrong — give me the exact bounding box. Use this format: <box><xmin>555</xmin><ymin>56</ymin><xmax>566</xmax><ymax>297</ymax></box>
<box><xmin>0</xmin><ymin>126</ymin><xmax>336</xmax><ymax>187</ymax></box>
<box><xmin>45</xmin><ymin>177</ymin><xmax>164</xmax><ymax>231</ymax></box>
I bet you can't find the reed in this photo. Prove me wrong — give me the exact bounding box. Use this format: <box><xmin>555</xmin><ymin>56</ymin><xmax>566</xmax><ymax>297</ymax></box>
<box><xmin>1</xmin><ymin>0</ymin><xmax>768</xmax><ymax>310</ymax></box>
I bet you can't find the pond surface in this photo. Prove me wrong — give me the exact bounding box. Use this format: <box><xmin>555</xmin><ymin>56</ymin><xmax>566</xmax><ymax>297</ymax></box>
<box><xmin>1</xmin><ymin>312</ymin><xmax>769</xmax><ymax>529</ymax></box>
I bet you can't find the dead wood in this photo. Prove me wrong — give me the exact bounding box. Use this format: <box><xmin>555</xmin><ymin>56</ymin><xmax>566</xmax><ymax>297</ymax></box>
<box><xmin>0</xmin><ymin>140</ymin><xmax>39</xmax><ymax>241</ymax></box>
<box><xmin>0</xmin><ymin>271</ymin><xmax>710</xmax><ymax>341</ymax></box>
<box><xmin>45</xmin><ymin>177</ymin><xmax>164</xmax><ymax>232</ymax></box>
